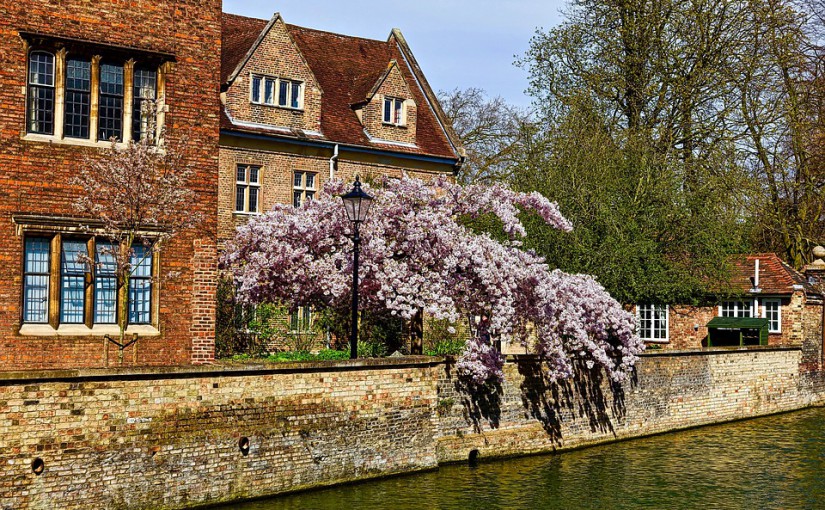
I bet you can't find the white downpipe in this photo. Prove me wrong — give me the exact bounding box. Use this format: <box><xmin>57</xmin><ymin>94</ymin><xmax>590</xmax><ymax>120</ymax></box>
<box><xmin>329</xmin><ymin>143</ymin><xmax>339</xmax><ymax>180</ymax></box>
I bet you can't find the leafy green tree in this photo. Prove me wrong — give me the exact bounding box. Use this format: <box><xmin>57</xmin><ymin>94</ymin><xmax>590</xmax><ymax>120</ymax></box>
<box><xmin>513</xmin><ymin>97</ymin><xmax>747</xmax><ymax>304</ymax></box>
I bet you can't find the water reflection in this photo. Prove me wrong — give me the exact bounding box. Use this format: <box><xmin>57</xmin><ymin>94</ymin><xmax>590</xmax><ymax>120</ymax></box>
<box><xmin>220</xmin><ymin>408</ymin><xmax>825</xmax><ymax>510</ymax></box>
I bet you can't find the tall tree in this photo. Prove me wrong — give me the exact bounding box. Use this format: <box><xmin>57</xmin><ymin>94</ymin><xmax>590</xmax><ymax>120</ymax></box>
<box><xmin>438</xmin><ymin>87</ymin><xmax>531</xmax><ymax>184</ymax></box>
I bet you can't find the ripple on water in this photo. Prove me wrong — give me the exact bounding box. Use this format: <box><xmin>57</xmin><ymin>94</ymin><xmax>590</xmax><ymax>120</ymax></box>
<box><xmin>217</xmin><ymin>408</ymin><xmax>825</xmax><ymax>510</ymax></box>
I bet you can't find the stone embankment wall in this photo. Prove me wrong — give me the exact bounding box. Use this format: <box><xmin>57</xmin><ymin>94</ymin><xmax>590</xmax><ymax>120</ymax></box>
<box><xmin>438</xmin><ymin>347</ymin><xmax>810</xmax><ymax>463</ymax></box>
<box><xmin>0</xmin><ymin>348</ymin><xmax>818</xmax><ymax>509</ymax></box>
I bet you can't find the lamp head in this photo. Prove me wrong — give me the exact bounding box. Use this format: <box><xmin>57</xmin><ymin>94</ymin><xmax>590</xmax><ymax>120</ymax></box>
<box><xmin>341</xmin><ymin>175</ymin><xmax>373</xmax><ymax>223</ymax></box>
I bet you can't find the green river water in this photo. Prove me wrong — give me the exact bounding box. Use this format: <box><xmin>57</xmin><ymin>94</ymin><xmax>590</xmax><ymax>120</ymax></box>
<box><xmin>218</xmin><ymin>408</ymin><xmax>825</xmax><ymax>510</ymax></box>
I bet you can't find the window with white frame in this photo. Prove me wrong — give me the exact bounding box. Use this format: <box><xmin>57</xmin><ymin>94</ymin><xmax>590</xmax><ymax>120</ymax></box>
<box><xmin>637</xmin><ymin>304</ymin><xmax>669</xmax><ymax>342</ymax></box>
<box><xmin>383</xmin><ymin>96</ymin><xmax>405</xmax><ymax>126</ymax></box>
<box><xmin>719</xmin><ymin>300</ymin><xmax>754</xmax><ymax>317</ymax></box>
<box><xmin>25</xmin><ymin>47</ymin><xmax>163</xmax><ymax>143</ymax></box>
<box><xmin>293</xmin><ymin>171</ymin><xmax>316</xmax><ymax>208</ymax></box>
<box><xmin>250</xmin><ymin>74</ymin><xmax>303</xmax><ymax>109</ymax></box>
<box><xmin>762</xmin><ymin>299</ymin><xmax>781</xmax><ymax>333</ymax></box>
<box><xmin>235</xmin><ymin>164</ymin><xmax>261</xmax><ymax>213</ymax></box>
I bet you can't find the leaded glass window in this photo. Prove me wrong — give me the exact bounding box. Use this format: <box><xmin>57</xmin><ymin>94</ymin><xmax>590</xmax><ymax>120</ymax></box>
<box><xmin>64</xmin><ymin>57</ymin><xmax>91</xmax><ymax>139</ymax></box>
<box><xmin>128</xmin><ymin>244</ymin><xmax>152</xmax><ymax>324</ymax></box>
<box><xmin>27</xmin><ymin>51</ymin><xmax>55</xmax><ymax>134</ymax></box>
<box><xmin>94</xmin><ymin>241</ymin><xmax>117</xmax><ymax>324</ymax></box>
<box><xmin>235</xmin><ymin>164</ymin><xmax>261</xmax><ymax>213</ymax></box>
<box><xmin>98</xmin><ymin>62</ymin><xmax>124</xmax><ymax>141</ymax></box>
<box><xmin>60</xmin><ymin>239</ymin><xmax>88</xmax><ymax>324</ymax></box>
<box><xmin>132</xmin><ymin>67</ymin><xmax>157</xmax><ymax>141</ymax></box>
<box><xmin>293</xmin><ymin>171</ymin><xmax>316</xmax><ymax>207</ymax></box>
<box><xmin>23</xmin><ymin>237</ymin><xmax>50</xmax><ymax>323</ymax></box>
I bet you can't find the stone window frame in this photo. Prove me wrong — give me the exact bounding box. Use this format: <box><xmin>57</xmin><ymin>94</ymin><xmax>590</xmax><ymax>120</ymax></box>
<box><xmin>235</xmin><ymin>164</ymin><xmax>262</xmax><ymax>214</ymax></box>
<box><xmin>761</xmin><ymin>298</ymin><xmax>782</xmax><ymax>333</ymax></box>
<box><xmin>292</xmin><ymin>171</ymin><xmax>316</xmax><ymax>208</ymax></box>
<box><xmin>718</xmin><ymin>300</ymin><xmax>755</xmax><ymax>318</ymax></box>
<box><xmin>21</xmin><ymin>35</ymin><xmax>170</xmax><ymax>149</ymax></box>
<box><xmin>382</xmin><ymin>96</ymin><xmax>406</xmax><ymax>126</ymax></box>
<box><xmin>249</xmin><ymin>73</ymin><xmax>304</xmax><ymax>110</ymax></box>
<box><xmin>15</xmin><ymin>215</ymin><xmax>161</xmax><ymax>337</ymax></box>
<box><xmin>636</xmin><ymin>304</ymin><xmax>669</xmax><ymax>343</ymax></box>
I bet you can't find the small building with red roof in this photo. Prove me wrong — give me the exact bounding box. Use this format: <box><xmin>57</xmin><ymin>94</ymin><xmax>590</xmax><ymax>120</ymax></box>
<box><xmin>636</xmin><ymin>252</ymin><xmax>823</xmax><ymax>353</ymax></box>
<box><xmin>218</xmin><ymin>12</ymin><xmax>464</xmax><ymax>246</ymax></box>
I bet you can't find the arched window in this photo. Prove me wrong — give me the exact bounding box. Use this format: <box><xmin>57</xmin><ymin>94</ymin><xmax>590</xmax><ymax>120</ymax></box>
<box><xmin>27</xmin><ymin>51</ymin><xmax>55</xmax><ymax>134</ymax></box>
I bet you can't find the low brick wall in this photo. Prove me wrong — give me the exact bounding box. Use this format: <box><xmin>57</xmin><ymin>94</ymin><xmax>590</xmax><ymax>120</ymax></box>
<box><xmin>437</xmin><ymin>347</ymin><xmax>811</xmax><ymax>463</ymax></box>
<box><xmin>0</xmin><ymin>359</ymin><xmax>441</xmax><ymax>510</ymax></box>
<box><xmin>0</xmin><ymin>348</ymin><xmax>819</xmax><ymax>509</ymax></box>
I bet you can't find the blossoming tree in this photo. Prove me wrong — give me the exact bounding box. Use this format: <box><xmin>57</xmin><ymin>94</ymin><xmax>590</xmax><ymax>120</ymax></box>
<box><xmin>223</xmin><ymin>175</ymin><xmax>643</xmax><ymax>384</ymax></box>
<box><xmin>72</xmin><ymin>101</ymin><xmax>201</xmax><ymax>363</ymax></box>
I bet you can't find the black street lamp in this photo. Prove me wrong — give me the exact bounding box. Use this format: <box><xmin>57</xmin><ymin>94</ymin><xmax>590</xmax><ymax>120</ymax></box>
<box><xmin>341</xmin><ymin>176</ymin><xmax>373</xmax><ymax>359</ymax></box>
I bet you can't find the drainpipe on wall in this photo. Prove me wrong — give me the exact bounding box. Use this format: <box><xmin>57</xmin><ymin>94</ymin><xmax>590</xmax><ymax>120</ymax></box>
<box><xmin>325</xmin><ymin>144</ymin><xmax>340</xmax><ymax>350</ymax></box>
<box><xmin>329</xmin><ymin>143</ymin><xmax>339</xmax><ymax>180</ymax></box>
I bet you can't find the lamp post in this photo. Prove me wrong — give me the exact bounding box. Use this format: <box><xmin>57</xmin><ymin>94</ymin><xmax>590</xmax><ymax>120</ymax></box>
<box><xmin>341</xmin><ymin>176</ymin><xmax>373</xmax><ymax>359</ymax></box>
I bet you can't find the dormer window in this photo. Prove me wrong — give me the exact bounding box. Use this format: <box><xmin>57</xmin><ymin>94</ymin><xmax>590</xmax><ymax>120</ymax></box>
<box><xmin>383</xmin><ymin>96</ymin><xmax>405</xmax><ymax>126</ymax></box>
<box><xmin>250</xmin><ymin>74</ymin><xmax>303</xmax><ymax>109</ymax></box>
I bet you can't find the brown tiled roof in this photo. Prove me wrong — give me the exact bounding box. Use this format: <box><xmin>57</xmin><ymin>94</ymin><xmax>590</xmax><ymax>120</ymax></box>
<box><xmin>729</xmin><ymin>253</ymin><xmax>806</xmax><ymax>295</ymax></box>
<box><xmin>221</xmin><ymin>13</ymin><xmax>266</xmax><ymax>85</ymax></box>
<box><xmin>220</xmin><ymin>13</ymin><xmax>459</xmax><ymax>160</ymax></box>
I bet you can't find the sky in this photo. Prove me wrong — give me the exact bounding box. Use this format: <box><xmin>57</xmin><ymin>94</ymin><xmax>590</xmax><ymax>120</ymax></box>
<box><xmin>222</xmin><ymin>0</ymin><xmax>568</xmax><ymax>109</ymax></box>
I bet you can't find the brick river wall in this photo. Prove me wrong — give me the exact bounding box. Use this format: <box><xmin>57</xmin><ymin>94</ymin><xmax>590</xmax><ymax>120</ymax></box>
<box><xmin>0</xmin><ymin>348</ymin><xmax>820</xmax><ymax>509</ymax></box>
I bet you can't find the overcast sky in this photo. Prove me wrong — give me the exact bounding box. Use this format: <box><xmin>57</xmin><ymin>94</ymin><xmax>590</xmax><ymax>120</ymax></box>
<box><xmin>222</xmin><ymin>0</ymin><xmax>568</xmax><ymax>109</ymax></box>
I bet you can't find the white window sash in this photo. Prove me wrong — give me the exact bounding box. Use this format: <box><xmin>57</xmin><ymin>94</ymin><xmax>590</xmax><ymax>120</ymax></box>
<box><xmin>636</xmin><ymin>304</ymin><xmax>669</xmax><ymax>343</ymax></box>
<box><xmin>761</xmin><ymin>298</ymin><xmax>781</xmax><ymax>333</ymax></box>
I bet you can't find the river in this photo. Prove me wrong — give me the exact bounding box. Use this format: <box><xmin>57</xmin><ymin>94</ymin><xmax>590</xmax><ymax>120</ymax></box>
<box><xmin>217</xmin><ymin>408</ymin><xmax>825</xmax><ymax>510</ymax></box>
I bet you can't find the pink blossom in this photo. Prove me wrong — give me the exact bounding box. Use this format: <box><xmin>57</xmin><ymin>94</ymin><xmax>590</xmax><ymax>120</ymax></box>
<box><xmin>223</xmin><ymin>174</ymin><xmax>643</xmax><ymax>384</ymax></box>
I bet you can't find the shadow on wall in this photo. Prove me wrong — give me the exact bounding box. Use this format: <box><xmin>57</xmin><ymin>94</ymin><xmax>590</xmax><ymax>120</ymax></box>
<box><xmin>451</xmin><ymin>357</ymin><xmax>629</xmax><ymax>446</ymax></box>
<box><xmin>517</xmin><ymin>359</ymin><xmax>628</xmax><ymax>446</ymax></box>
<box><xmin>444</xmin><ymin>362</ymin><xmax>503</xmax><ymax>434</ymax></box>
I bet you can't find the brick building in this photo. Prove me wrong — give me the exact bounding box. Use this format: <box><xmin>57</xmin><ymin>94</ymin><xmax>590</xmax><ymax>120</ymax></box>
<box><xmin>0</xmin><ymin>4</ymin><xmax>464</xmax><ymax>369</ymax></box>
<box><xmin>0</xmin><ymin>0</ymin><xmax>222</xmax><ymax>369</ymax></box>
<box><xmin>636</xmin><ymin>253</ymin><xmax>823</xmax><ymax>353</ymax></box>
<box><xmin>218</xmin><ymin>13</ymin><xmax>464</xmax><ymax>246</ymax></box>
<box><xmin>218</xmin><ymin>13</ymin><xmax>464</xmax><ymax>345</ymax></box>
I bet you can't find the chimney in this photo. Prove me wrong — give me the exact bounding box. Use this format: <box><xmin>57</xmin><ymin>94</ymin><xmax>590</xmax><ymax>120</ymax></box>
<box><xmin>754</xmin><ymin>259</ymin><xmax>759</xmax><ymax>289</ymax></box>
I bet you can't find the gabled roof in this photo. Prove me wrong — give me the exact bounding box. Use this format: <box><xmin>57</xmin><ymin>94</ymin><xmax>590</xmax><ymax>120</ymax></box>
<box><xmin>729</xmin><ymin>253</ymin><xmax>807</xmax><ymax>295</ymax></box>
<box><xmin>220</xmin><ymin>12</ymin><xmax>461</xmax><ymax>161</ymax></box>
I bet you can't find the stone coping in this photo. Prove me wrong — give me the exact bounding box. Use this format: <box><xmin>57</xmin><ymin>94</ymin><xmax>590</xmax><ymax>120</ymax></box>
<box><xmin>0</xmin><ymin>356</ymin><xmax>444</xmax><ymax>385</ymax></box>
<box><xmin>636</xmin><ymin>345</ymin><xmax>802</xmax><ymax>357</ymax></box>
<box><xmin>0</xmin><ymin>346</ymin><xmax>802</xmax><ymax>384</ymax></box>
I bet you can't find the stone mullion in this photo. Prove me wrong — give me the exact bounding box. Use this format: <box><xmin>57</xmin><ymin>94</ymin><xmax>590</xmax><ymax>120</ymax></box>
<box><xmin>84</xmin><ymin>237</ymin><xmax>95</xmax><ymax>328</ymax></box>
<box><xmin>90</xmin><ymin>55</ymin><xmax>101</xmax><ymax>141</ymax></box>
<box><xmin>123</xmin><ymin>59</ymin><xmax>135</xmax><ymax>144</ymax></box>
<box><xmin>48</xmin><ymin>234</ymin><xmax>61</xmax><ymax>329</ymax></box>
<box><xmin>156</xmin><ymin>62</ymin><xmax>170</xmax><ymax>142</ymax></box>
<box><xmin>53</xmin><ymin>48</ymin><xmax>67</xmax><ymax>140</ymax></box>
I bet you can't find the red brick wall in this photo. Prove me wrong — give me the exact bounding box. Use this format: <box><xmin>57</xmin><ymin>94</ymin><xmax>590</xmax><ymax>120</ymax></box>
<box><xmin>0</xmin><ymin>0</ymin><xmax>221</xmax><ymax>369</ymax></box>
<box><xmin>652</xmin><ymin>294</ymin><xmax>808</xmax><ymax>350</ymax></box>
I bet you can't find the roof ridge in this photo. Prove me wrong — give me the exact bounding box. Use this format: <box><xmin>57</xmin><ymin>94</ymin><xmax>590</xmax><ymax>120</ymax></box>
<box><xmin>286</xmin><ymin>23</ymin><xmax>389</xmax><ymax>45</ymax></box>
<box><xmin>222</xmin><ymin>12</ymin><xmax>266</xmax><ymax>23</ymax></box>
